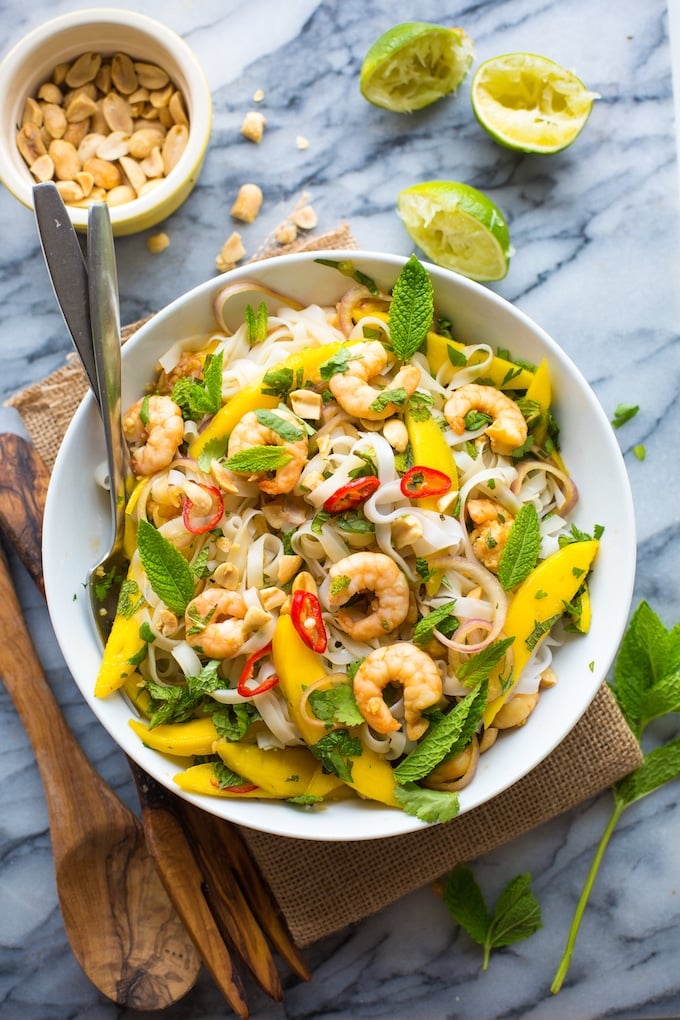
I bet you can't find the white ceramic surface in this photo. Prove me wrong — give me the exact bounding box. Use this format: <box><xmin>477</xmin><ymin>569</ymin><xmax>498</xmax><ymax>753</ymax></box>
<box><xmin>0</xmin><ymin>8</ymin><xmax>212</xmax><ymax>234</ymax></box>
<box><xmin>43</xmin><ymin>250</ymin><xmax>636</xmax><ymax>842</ymax></box>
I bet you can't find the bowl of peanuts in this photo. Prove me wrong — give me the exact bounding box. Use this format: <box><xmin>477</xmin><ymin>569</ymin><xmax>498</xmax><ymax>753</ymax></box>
<box><xmin>0</xmin><ymin>8</ymin><xmax>212</xmax><ymax>234</ymax></box>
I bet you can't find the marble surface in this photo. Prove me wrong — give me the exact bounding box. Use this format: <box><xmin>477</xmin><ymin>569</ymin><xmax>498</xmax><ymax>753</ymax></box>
<box><xmin>1</xmin><ymin>1</ymin><xmax>679</xmax><ymax>1018</ymax></box>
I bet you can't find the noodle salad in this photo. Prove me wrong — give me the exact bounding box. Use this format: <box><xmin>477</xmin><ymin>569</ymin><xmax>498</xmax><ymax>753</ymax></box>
<box><xmin>96</xmin><ymin>255</ymin><xmax>600</xmax><ymax>823</ymax></box>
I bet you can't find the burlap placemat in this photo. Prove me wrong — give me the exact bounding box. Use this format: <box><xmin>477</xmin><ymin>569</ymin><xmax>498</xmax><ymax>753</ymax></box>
<box><xmin>6</xmin><ymin>225</ymin><xmax>642</xmax><ymax>947</ymax></box>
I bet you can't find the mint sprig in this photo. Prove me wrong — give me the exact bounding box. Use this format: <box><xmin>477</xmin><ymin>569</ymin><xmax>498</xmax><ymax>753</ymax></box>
<box><xmin>393</xmin><ymin>679</ymin><xmax>487</xmax><ymax>784</ymax></box>
<box><xmin>171</xmin><ymin>350</ymin><xmax>223</xmax><ymax>421</ymax></box>
<box><xmin>443</xmin><ymin>867</ymin><xmax>542</xmax><ymax>970</ymax></box>
<box><xmin>137</xmin><ymin>518</ymin><xmax>195</xmax><ymax>616</ymax></box>
<box><xmin>389</xmin><ymin>254</ymin><xmax>434</xmax><ymax>362</ymax></box>
<box><xmin>551</xmin><ymin>600</ymin><xmax>680</xmax><ymax>993</ymax></box>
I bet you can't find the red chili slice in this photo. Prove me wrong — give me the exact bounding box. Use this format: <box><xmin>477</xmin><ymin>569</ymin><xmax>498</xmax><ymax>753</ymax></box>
<box><xmin>291</xmin><ymin>589</ymin><xmax>328</xmax><ymax>653</ymax></box>
<box><xmin>322</xmin><ymin>475</ymin><xmax>380</xmax><ymax>514</ymax></box>
<box><xmin>237</xmin><ymin>643</ymin><xmax>279</xmax><ymax>697</ymax></box>
<box><xmin>400</xmin><ymin>465</ymin><xmax>452</xmax><ymax>499</ymax></box>
<box><xmin>182</xmin><ymin>483</ymin><xmax>224</xmax><ymax>534</ymax></box>
<box><xmin>211</xmin><ymin>779</ymin><xmax>259</xmax><ymax>794</ymax></box>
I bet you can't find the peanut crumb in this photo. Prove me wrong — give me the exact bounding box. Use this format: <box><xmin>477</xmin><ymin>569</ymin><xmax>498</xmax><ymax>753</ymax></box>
<box><xmin>241</xmin><ymin>110</ymin><xmax>266</xmax><ymax>143</ymax></box>
<box><xmin>230</xmin><ymin>182</ymin><xmax>263</xmax><ymax>223</ymax></box>
<box><xmin>147</xmin><ymin>232</ymin><xmax>170</xmax><ymax>254</ymax></box>
<box><xmin>292</xmin><ymin>204</ymin><xmax>318</xmax><ymax>231</ymax></box>
<box><xmin>253</xmin><ymin>88</ymin><xmax>265</xmax><ymax>102</ymax></box>
<box><xmin>274</xmin><ymin>222</ymin><xmax>298</xmax><ymax>245</ymax></box>
<box><xmin>215</xmin><ymin>230</ymin><xmax>246</xmax><ymax>272</ymax></box>
<box><xmin>296</xmin><ymin>135</ymin><xmax>310</xmax><ymax>150</ymax></box>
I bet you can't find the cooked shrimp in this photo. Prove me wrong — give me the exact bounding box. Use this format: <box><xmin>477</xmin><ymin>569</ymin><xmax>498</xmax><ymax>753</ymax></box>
<box><xmin>466</xmin><ymin>498</ymin><xmax>514</xmax><ymax>573</ymax></box>
<box><xmin>328</xmin><ymin>340</ymin><xmax>421</xmax><ymax>421</ymax></box>
<box><xmin>444</xmin><ymin>383</ymin><xmax>528</xmax><ymax>455</ymax></box>
<box><xmin>227</xmin><ymin>407</ymin><xmax>308</xmax><ymax>495</ymax></box>
<box><xmin>353</xmin><ymin>642</ymin><xmax>442</xmax><ymax>740</ymax></box>
<box><xmin>157</xmin><ymin>350</ymin><xmax>207</xmax><ymax>393</ymax></box>
<box><xmin>327</xmin><ymin>551</ymin><xmax>410</xmax><ymax>641</ymax></box>
<box><xmin>186</xmin><ymin>587</ymin><xmax>272</xmax><ymax>659</ymax></box>
<box><xmin>123</xmin><ymin>395</ymin><xmax>184</xmax><ymax>476</ymax></box>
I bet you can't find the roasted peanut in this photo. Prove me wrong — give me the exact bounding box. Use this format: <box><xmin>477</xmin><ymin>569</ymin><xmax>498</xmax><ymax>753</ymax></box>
<box><xmin>230</xmin><ymin>183</ymin><xmax>263</xmax><ymax>223</ymax></box>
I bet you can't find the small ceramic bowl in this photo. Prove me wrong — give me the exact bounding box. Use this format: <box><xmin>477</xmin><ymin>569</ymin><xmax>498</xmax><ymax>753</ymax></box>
<box><xmin>43</xmin><ymin>250</ymin><xmax>637</xmax><ymax>842</ymax></box>
<box><xmin>0</xmin><ymin>9</ymin><xmax>211</xmax><ymax>235</ymax></box>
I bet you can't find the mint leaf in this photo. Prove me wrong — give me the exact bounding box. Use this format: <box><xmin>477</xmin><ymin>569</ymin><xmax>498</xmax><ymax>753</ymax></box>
<box><xmin>610</xmin><ymin>601</ymin><xmax>680</xmax><ymax>738</ymax></box>
<box><xmin>137</xmin><ymin>518</ymin><xmax>195</xmax><ymax>616</ymax></box>
<box><xmin>390</xmin><ymin>254</ymin><xmax>433</xmax><ymax>362</ymax></box>
<box><xmin>497</xmin><ymin>503</ymin><xmax>541</xmax><ymax>590</ymax></box>
<box><xmin>309</xmin><ymin>729</ymin><xmax>362</xmax><ymax>783</ymax></box>
<box><xmin>393</xmin><ymin>783</ymin><xmax>459</xmax><ymax>823</ymax></box>
<box><xmin>319</xmin><ymin>348</ymin><xmax>356</xmax><ymax>381</ymax></box>
<box><xmin>614</xmin><ymin>739</ymin><xmax>680</xmax><ymax>809</ymax></box>
<box><xmin>412</xmin><ymin>601</ymin><xmax>457</xmax><ymax>649</ymax></box>
<box><xmin>442</xmin><ymin>867</ymin><xmax>491</xmax><ymax>945</ymax></box>
<box><xmin>254</xmin><ymin>408</ymin><xmax>305</xmax><ymax>441</ymax></box>
<box><xmin>457</xmin><ymin>637</ymin><xmax>514</xmax><ymax>688</ymax></box>
<box><xmin>225</xmin><ymin>445</ymin><xmax>293</xmax><ymax>473</ymax></box>
<box><xmin>212</xmin><ymin>702</ymin><xmax>261</xmax><ymax>741</ymax></box>
<box><xmin>261</xmin><ymin>366</ymin><xmax>295</xmax><ymax>399</ymax></box>
<box><xmin>393</xmin><ymin>680</ymin><xmax>487</xmax><ymax>784</ymax></box>
<box><xmin>171</xmin><ymin>351</ymin><xmax>223</xmax><ymax>420</ymax></box>
<box><xmin>443</xmin><ymin>868</ymin><xmax>541</xmax><ymax>970</ymax></box>
<box><xmin>245</xmin><ymin>302</ymin><xmax>268</xmax><ymax>343</ymax></box>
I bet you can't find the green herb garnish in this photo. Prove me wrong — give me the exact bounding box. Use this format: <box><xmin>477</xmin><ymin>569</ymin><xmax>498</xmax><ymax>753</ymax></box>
<box><xmin>389</xmin><ymin>254</ymin><xmax>433</xmax><ymax>362</ymax></box>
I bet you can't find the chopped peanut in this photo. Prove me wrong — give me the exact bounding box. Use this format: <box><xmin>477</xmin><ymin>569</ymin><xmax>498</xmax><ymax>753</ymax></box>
<box><xmin>292</xmin><ymin>204</ymin><xmax>318</xmax><ymax>230</ymax></box>
<box><xmin>230</xmin><ymin>183</ymin><xmax>263</xmax><ymax>223</ymax></box>
<box><xmin>215</xmin><ymin>231</ymin><xmax>246</xmax><ymax>272</ymax></box>
<box><xmin>241</xmin><ymin>111</ymin><xmax>266</xmax><ymax>143</ymax></box>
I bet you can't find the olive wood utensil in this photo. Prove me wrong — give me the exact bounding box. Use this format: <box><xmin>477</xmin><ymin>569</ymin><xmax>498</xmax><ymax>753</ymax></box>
<box><xmin>0</xmin><ymin>431</ymin><xmax>310</xmax><ymax>997</ymax></box>
<box><xmin>0</xmin><ymin>533</ymin><xmax>201</xmax><ymax>1009</ymax></box>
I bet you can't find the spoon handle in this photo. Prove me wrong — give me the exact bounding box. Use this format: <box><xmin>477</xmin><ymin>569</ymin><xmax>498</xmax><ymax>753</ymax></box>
<box><xmin>0</xmin><ymin>432</ymin><xmax>46</xmax><ymax>594</ymax></box>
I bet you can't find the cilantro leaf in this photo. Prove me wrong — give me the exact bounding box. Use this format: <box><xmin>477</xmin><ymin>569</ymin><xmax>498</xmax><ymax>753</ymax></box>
<box><xmin>197</xmin><ymin>435</ymin><xmax>228</xmax><ymax>473</ymax></box>
<box><xmin>393</xmin><ymin>783</ymin><xmax>459</xmax><ymax>823</ymax></box>
<box><xmin>261</xmin><ymin>366</ymin><xmax>295</xmax><ymax>399</ymax></box>
<box><xmin>444</xmin><ymin>868</ymin><xmax>542</xmax><ymax>970</ymax></box>
<box><xmin>389</xmin><ymin>255</ymin><xmax>433</xmax><ymax>362</ymax></box>
<box><xmin>137</xmin><ymin>518</ymin><xmax>195</xmax><ymax>616</ymax></box>
<box><xmin>368</xmin><ymin>386</ymin><xmax>408</xmax><ymax>414</ymax></box>
<box><xmin>308</xmin><ymin>685</ymin><xmax>365</xmax><ymax>728</ymax></box>
<box><xmin>497</xmin><ymin>503</ymin><xmax>541</xmax><ymax>590</ymax></box>
<box><xmin>319</xmin><ymin>348</ymin><xmax>356</xmax><ymax>381</ymax></box>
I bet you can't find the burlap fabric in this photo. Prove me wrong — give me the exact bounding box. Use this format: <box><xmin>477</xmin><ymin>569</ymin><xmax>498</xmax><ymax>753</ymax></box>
<box><xmin>6</xmin><ymin>225</ymin><xmax>642</xmax><ymax>946</ymax></box>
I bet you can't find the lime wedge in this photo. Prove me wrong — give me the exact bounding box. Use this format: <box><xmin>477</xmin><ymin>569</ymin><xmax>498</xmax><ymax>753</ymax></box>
<box><xmin>471</xmin><ymin>52</ymin><xmax>599</xmax><ymax>154</ymax></box>
<box><xmin>397</xmin><ymin>181</ymin><xmax>512</xmax><ymax>282</ymax></box>
<box><xmin>360</xmin><ymin>22</ymin><xmax>474</xmax><ymax>113</ymax></box>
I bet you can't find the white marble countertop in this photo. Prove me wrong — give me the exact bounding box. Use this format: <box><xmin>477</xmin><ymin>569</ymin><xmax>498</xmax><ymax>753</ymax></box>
<box><xmin>1</xmin><ymin>2</ymin><xmax>679</xmax><ymax>1018</ymax></box>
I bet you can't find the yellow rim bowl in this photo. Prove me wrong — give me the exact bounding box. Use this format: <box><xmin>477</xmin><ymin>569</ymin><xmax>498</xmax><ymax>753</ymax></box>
<box><xmin>0</xmin><ymin>9</ymin><xmax>212</xmax><ymax>235</ymax></box>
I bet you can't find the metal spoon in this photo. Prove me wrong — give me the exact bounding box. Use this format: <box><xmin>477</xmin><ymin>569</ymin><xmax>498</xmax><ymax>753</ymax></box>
<box><xmin>86</xmin><ymin>201</ymin><xmax>131</xmax><ymax>634</ymax></box>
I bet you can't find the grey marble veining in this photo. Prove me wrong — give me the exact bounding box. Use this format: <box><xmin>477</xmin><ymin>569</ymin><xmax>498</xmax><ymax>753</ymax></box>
<box><xmin>1</xmin><ymin>1</ymin><xmax>679</xmax><ymax>1018</ymax></box>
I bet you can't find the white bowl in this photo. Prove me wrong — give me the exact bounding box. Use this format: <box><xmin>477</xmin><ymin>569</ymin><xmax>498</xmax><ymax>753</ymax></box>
<box><xmin>0</xmin><ymin>9</ymin><xmax>211</xmax><ymax>235</ymax></box>
<box><xmin>43</xmin><ymin>251</ymin><xmax>636</xmax><ymax>840</ymax></box>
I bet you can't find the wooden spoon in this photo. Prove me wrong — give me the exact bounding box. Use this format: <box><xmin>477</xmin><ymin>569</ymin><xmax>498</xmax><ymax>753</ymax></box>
<box><xmin>0</xmin><ymin>517</ymin><xmax>201</xmax><ymax>1007</ymax></box>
